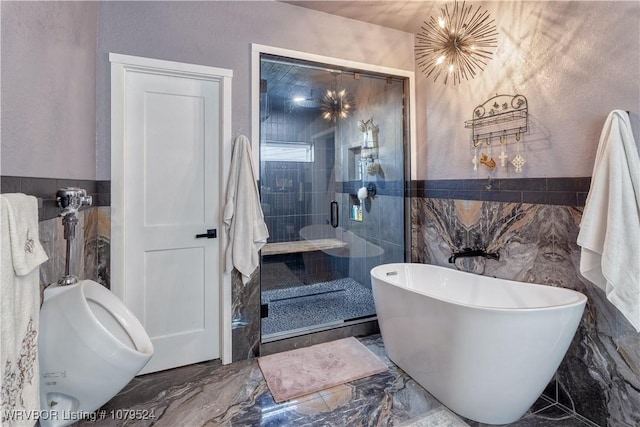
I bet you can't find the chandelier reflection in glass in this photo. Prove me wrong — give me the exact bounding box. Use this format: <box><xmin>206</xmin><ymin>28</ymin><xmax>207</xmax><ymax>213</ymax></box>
<box><xmin>415</xmin><ymin>1</ymin><xmax>498</xmax><ymax>85</ymax></box>
<box><xmin>321</xmin><ymin>72</ymin><xmax>353</xmax><ymax>122</ymax></box>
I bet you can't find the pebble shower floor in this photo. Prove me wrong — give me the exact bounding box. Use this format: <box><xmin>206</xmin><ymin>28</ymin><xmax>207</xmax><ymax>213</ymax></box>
<box><xmin>261</xmin><ymin>277</ymin><xmax>376</xmax><ymax>336</ymax></box>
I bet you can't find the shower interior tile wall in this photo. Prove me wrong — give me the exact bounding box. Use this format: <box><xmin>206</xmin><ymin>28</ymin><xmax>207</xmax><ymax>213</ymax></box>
<box><xmin>261</xmin><ymin>161</ymin><xmax>328</xmax><ymax>243</ymax></box>
<box><xmin>261</xmin><ymin>110</ymin><xmax>335</xmax><ymax>243</ymax></box>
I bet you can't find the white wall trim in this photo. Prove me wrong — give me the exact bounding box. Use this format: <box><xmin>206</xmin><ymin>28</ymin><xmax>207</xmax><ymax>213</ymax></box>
<box><xmin>109</xmin><ymin>53</ymin><xmax>233</xmax><ymax>78</ymax></box>
<box><xmin>250</xmin><ymin>44</ymin><xmax>417</xmax><ymax>180</ymax></box>
<box><xmin>109</xmin><ymin>52</ymin><xmax>233</xmax><ymax>365</ymax></box>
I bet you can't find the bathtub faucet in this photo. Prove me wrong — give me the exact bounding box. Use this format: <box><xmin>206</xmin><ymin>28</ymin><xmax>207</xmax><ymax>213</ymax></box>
<box><xmin>448</xmin><ymin>247</ymin><xmax>500</xmax><ymax>263</ymax></box>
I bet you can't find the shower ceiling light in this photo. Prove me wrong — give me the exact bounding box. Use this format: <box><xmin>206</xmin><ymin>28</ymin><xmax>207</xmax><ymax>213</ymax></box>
<box><xmin>293</xmin><ymin>96</ymin><xmax>321</xmax><ymax>109</ymax></box>
<box><xmin>415</xmin><ymin>1</ymin><xmax>498</xmax><ymax>85</ymax></box>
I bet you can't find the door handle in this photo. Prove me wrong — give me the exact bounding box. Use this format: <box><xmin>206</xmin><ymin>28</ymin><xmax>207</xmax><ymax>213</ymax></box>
<box><xmin>330</xmin><ymin>201</ymin><xmax>339</xmax><ymax>228</ymax></box>
<box><xmin>195</xmin><ymin>229</ymin><xmax>217</xmax><ymax>239</ymax></box>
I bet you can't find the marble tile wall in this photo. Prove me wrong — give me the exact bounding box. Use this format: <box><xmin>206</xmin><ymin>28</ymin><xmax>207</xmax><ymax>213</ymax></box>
<box><xmin>232</xmin><ymin>269</ymin><xmax>261</xmax><ymax>361</ymax></box>
<box><xmin>38</xmin><ymin>206</ymin><xmax>110</xmax><ymax>288</ymax></box>
<box><xmin>85</xmin><ymin>207</ymin><xmax>111</xmax><ymax>288</ymax></box>
<box><xmin>411</xmin><ymin>197</ymin><xmax>640</xmax><ymax>427</ymax></box>
<box><xmin>30</xmin><ymin>178</ymin><xmax>640</xmax><ymax>426</ymax></box>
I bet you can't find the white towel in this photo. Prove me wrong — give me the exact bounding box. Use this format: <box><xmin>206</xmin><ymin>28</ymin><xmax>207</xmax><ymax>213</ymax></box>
<box><xmin>223</xmin><ymin>135</ymin><xmax>269</xmax><ymax>284</ymax></box>
<box><xmin>1</xmin><ymin>194</ymin><xmax>48</xmax><ymax>426</ymax></box>
<box><xmin>577</xmin><ymin>110</ymin><xmax>640</xmax><ymax>331</ymax></box>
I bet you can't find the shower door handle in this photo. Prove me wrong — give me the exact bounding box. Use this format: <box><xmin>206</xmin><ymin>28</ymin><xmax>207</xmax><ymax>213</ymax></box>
<box><xmin>330</xmin><ymin>201</ymin><xmax>339</xmax><ymax>228</ymax></box>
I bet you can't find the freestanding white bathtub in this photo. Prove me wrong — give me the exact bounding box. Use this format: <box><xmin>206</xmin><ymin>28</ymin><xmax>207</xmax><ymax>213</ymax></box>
<box><xmin>371</xmin><ymin>263</ymin><xmax>587</xmax><ymax>425</ymax></box>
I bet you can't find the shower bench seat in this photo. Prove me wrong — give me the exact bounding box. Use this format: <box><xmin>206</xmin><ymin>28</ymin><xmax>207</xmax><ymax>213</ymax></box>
<box><xmin>262</xmin><ymin>238</ymin><xmax>347</xmax><ymax>256</ymax></box>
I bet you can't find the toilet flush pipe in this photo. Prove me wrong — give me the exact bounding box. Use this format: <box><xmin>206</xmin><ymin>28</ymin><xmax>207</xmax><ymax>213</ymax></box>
<box><xmin>61</xmin><ymin>212</ymin><xmax>78</xmax><ymax>277</ymax></box>
<box><xmin>56</xmin><ymin>188</ymin><xmax>92</xmax><ymax>286</ymax></box>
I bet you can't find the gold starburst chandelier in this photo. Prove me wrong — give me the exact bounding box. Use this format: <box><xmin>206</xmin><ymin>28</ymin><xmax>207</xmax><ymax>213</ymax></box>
<box><xmin>415</xmin><ymin>1</ymin><xmax>498</xmax><ymax>85</ymax></box>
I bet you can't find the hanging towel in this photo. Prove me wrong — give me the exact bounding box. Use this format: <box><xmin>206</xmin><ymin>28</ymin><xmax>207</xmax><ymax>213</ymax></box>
<box><xmin>223</xmin><ymin>135</ymin><xmax>269</xmax><ymax>284</ymax></box>
<box><xmin>577</xmin><ymin>110</ymin><xmax>640</xmax><ymax>331</ymax></box>
<box><xmin>1</xmin><ymin>194</ymin><xmax>48</xmax><ymax>426</ymax></box>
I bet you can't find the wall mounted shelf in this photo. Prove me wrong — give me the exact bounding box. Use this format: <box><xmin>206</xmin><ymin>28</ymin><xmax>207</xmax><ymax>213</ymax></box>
<box><xmin>464</xmin><ymin>94</ymin><xmax>528</xmax><ymax>147</ymax></box>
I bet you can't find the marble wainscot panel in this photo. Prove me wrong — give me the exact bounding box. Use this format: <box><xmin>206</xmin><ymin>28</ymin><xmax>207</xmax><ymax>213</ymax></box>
<box><xmin>232</xmin><ymin>268</ymin><xmax>261</xmax><ymax>362</ymax></box>
<box><xmin>85</xmin><ymin>207</ymin><xmax>111</xmax><ymax>288</ymax></box>
<box><xmin>411</xmin><ymin>198</ymin><xmax>640</xmax><ymax>426</ymax></box>
<box><xmin>39</xmin><ymin>207</ymin><xmax>110</xmax><ymax>289</ymax></box>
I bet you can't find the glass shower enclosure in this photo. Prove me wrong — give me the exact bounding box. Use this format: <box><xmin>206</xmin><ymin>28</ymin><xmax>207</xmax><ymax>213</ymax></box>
<box><xmin>259</xmin><ymin>53</ymin><xmax>407</xmax><ymax>342</ymax></box>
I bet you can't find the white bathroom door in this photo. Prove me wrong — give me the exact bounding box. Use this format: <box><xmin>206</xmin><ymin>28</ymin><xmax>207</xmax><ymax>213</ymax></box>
<box><xmin>111</xmin><ymin>55</ymin><xmax>232</xmax><ymax>374</ymax></box>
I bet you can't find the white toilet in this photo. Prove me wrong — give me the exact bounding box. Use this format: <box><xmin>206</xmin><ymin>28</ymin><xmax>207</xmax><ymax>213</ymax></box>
<box><xmin>38</xmin><ymin>279</ymin><xmax>153</xmax><ymax>427</ymax></box>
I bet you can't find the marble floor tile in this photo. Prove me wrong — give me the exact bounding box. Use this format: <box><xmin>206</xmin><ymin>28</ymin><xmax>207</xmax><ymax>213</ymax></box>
<box><xmin>398</xmin><ymin>406</ymin><xmax>468</xmax><ymax>427</ymax></box>
<box><xmin>76</xmin><ymin>335</ymin><xmax>595</xmax><ymax>427</ymax></box>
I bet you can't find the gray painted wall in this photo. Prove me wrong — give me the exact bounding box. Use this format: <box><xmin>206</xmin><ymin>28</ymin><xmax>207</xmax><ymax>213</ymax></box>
<box><xmin>95</xmin><ymin>1</ymin><xmax>415</xmax><ymax>180</ymax></box>
<box><xmin>0</xmin><ymin>1</ymin><xmax>413</xmax><ymax>181</ymax></box>
<box><xmin>1</xmin><ymin>1</ymin><xmax>98</xmax><ymax>180</ymax></box>
<box><xmin>5</xmin><ymin>1</ymin><xmax>637</xmax><ymax>183</ymax></box>
<box><xmin>414</xmin><ymin>1</ymin><xmax>640</xmax><ymax>180</ymax></box>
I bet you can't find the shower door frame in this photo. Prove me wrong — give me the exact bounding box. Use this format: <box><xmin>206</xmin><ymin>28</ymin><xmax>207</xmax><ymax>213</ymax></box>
<box><xmin>250</xmin><ymin>44</ymin><xmax>417</xmax><ymax>183</ymax></box>
<box><xmin>251</xmin><ymin>44</ymin><xmax>416</xmax><ymax>342</ymax></box>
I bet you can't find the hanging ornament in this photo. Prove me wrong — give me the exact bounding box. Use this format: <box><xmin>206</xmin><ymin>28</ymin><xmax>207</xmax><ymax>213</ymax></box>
<box><xmin>499</xmin><ymin>150</ymin><xmax>508</xmax><ymax>167</ymax></box>
<box><xmin>512</xmin><ymin>135</ymin><xmax>526</xmax><ymax>172</ymax></box>
<box><xmin>511</xmin><ymin>154</ymin><xmax>526</xmax><ymax>172</ymax></box>
<box><xmin>472</xmin><ymin>147</ymin><xmax>478</xmax><ymax>171</ymax></box>
<box><xmin>479</xmin><ymin>153</ymin><xmax>496</xmax><ymax>170</ymax></box>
